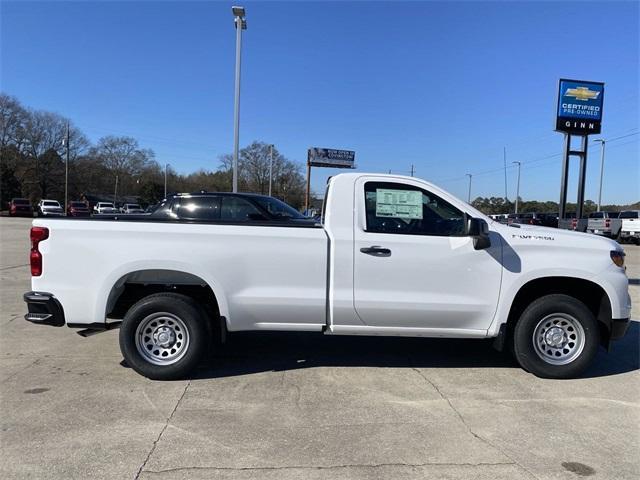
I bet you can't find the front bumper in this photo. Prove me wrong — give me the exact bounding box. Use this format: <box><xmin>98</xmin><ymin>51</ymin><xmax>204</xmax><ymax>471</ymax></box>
<box><xmin>23</xmin><ymin>291</ymin><xmax>65</xmax><ymax>327</ymax></box>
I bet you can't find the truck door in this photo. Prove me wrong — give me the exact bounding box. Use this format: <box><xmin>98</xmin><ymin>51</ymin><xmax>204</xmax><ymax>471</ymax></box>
<box><xmin>352</xmin><ymin>179</ymin><xmax>502</xmax><ymax>331</ymax></box>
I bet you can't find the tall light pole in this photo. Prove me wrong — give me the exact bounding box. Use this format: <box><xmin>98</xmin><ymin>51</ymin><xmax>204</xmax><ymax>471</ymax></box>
<box><xmin>512</xmin><ymin>161</ymin><xmax>521</xmax><ymax>214</ymax></box>
<box><xmin>503</xmin><ymin>146</ymin><xmax>508</xmax><ymax>203</ymax></box>
<box><xmin>164</xmin><ymin>163</ymin><xmax>169</xmax><ymax>198</ymax></box>
<box><xmin>64</xmin><ymin>122</ymin><xmax>70</xmax><ymax>214</ymax></box>
<box><xmin>231</xmin><ymin>6</ymin><xmax>247</xmax><ymax>193</ymax></box>
<box><xmin>268</xmin><ymin>144</ymin><xmax>274</xmax><ymax>196</ymax></box>
<box><xmin>594</xmin><ymin>139</ymin><xmax>606</xmax><ymax>211</ymax></box>
<box><xmin>466</xmin><ymin>173</ymin><xmax>472</xmax><ymax>203</ymax></box>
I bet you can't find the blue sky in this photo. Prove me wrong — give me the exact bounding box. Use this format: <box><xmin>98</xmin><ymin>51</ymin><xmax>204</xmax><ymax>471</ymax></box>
<box><xmin>1</xmin><ymin>1</ymin><xmax>638</xmax><ymax>203</ymax></box>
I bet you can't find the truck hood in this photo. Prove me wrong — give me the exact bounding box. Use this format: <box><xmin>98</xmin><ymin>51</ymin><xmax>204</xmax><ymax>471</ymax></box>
<box><xmin>492</xmin><ymin>222</ymin><xmax>621</xmax><ymax>252</ymax></box>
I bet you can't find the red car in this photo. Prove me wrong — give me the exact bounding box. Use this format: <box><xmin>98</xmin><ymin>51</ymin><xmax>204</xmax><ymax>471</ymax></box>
<box><xmin>67</xmin><ymin>201</ymin><xmax>91</xmax><ymax>217</ymax></box>
<box><xmin>9</xmin><ymin>198</ymin><xmax>33</xmax><ymax>217</ymax></box>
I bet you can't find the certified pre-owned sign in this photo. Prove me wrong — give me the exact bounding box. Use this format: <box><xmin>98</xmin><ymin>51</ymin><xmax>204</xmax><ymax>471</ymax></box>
<box><xmin>308</xmin><ymin>148</ymin><xmax>355</xmax><ymax>168</ymax></box>
<box><xmin>555</xmin><ymin>79</ymin><xmax>604</xmax><ymax>135</ymax></box>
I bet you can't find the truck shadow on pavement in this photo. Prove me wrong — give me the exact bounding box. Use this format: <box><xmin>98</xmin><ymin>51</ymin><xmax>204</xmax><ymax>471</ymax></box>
<box><xmin>191</xmin><ymin>321</ymin><xmax>639</xmax><ymax>380</ymax></box>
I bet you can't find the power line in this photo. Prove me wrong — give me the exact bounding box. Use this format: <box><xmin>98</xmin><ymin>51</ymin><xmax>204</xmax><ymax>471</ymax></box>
<box><xmin>435</xmin><ymin>131</ymin><xmax>638</xmax><ymax>184</ymax></box>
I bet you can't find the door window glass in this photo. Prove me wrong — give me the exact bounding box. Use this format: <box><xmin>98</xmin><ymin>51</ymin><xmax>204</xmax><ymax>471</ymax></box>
<box><xmin>175</xmin><ymin>196</ymin><xmax>221</xmax><ymax>220</ymax></box>
<box><xmin>221</xmin><ymin>197</ymin><xmax>265</xmax><ymax>221</ymax></box>
<box><xmin>364</xmin><ymin>182</ymin><xmax>465</xmax><ymax>236</ymax></box>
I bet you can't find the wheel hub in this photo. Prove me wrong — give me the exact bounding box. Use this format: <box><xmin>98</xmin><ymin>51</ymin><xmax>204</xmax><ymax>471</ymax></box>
<box><xmin>544</xmin><ymin>326</ymin><xmax>565</xmax><ymax>348</ymax></box>
<box><xmin>153</xmin><ymin>326</ymin><xmax>176</xmax><ymax>347</ymax></box>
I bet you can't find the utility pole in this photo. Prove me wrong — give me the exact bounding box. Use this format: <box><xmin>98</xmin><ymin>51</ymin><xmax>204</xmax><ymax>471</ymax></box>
<box><xmin>164</xmin><ymin>163</ymin><xmax>168</xmax><ymax>198</ymax></box>
<box><xmin>64</xmin><ymin>122</ymin><xmax>69</xmax><ymax>214</ymax></box>
<box><xmin>512</xmin><ymin>161</ymin><xmax>521</xmax><ymax>214</ymax></box>
<box><xmin>595</xmin><ymin>139</ymin><xmax>606</xmax><ymax>211</ymax></box>
<box><xmin>114</xmin><ymin>175</ymin><xmax>118</xmax><ymax>205</ymax></box>
<box><xmin>231</xmin><ymin>6</ymin><xmax>247</xmax><ymax>193</ymax></box>
<box><xmin>268</xmin><ymin>144</ymin><xmax>273</xmax><ymax>196</ymax></box>
<box><xmin>466</xmin><ymin>173</ymin><xmax>472</xmax><ymax>203</ymax></box>
<box><xmin>503</xmin><ymin>146</ymin><xmax>508</xmax><ymax>203</ymax></box>
<box><xmin>410</xmin><ymin>164</ymin><xmax>415</xmax><ymax>177</ymax></box>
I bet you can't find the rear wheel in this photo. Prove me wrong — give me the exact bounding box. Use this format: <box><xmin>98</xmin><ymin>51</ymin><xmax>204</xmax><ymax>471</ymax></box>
<box><xmin>512</xmin><ymin>294</ymin><xmax>599</xmax><ymax>379</ymax></box>
<box><xmin>119</xmin><ymin>293</ymin><xmax>209</xmax><ymax>380</ymax></box>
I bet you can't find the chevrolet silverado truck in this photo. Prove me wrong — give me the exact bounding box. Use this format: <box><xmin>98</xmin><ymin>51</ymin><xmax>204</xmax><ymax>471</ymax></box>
<box><xmin>619</xmin><ymin>210</ymin><xmax>640</xmax><ymax>244</ymax></box>
<box><xmin>587</xmin><ymin>211</ymin><xmax>622</xmax><ymax>239</ymax></box>
<box><xmin>23</xmin><ymin>173</ymin><xmax>631</xmax><ymax>380</ymax></box>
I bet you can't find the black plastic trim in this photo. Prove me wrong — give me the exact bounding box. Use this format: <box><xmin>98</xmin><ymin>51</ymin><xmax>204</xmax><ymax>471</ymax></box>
<box><xmin>23</xmin><ymin>291</ymin><xmax>65</xmax><ymax>327</ymax></box>
<box><xmin>609</xmin><ymin>317</ymin><xmax>630</xmax><ymax>341</ymax></box>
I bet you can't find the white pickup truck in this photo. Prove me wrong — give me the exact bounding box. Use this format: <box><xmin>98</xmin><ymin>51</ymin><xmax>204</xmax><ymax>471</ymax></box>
<box><xmin>619</xmin><ymin>210</ymin><xmax>640</xmax><ymax>244</ymax></box>
<box><xmin>24</xmin><ymin>173</ymin><xmax>631</xmax><ymax>380</ymax></box>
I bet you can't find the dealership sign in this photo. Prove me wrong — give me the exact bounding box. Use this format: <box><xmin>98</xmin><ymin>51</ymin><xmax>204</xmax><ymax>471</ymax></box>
<box><xmin>308</xmin><ymin>148</ymin><xmax>355</xmax><ymax>168</ymax></box>
<box><xmin>555</xmin><ymin>79</ymin><xmax>604</xmax><ymax>135</ymax></box>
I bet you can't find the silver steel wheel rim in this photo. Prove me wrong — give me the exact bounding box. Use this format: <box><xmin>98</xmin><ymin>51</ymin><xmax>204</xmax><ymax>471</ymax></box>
<box><xmin>135</xmin><ymin>312</ymin><xmax>190</xmax><ymax>366</ymax></box>
<box><xmin>532</xmin><ymin>313</ymin><xmax>585</xmax><ymax>365</ymax></box>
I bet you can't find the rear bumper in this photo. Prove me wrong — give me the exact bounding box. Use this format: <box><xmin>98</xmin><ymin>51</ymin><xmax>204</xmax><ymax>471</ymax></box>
<box><xmin>23</xmin><ymin>291</ymin><xmax>65</xmax><ymax>327</ymax></box>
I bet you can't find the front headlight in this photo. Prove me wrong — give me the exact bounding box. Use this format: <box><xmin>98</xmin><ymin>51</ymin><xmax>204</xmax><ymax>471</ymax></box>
<box><xmin>610</xmin><ymin>250</ymin><xmax>625</xmax><ymax>268</ymax></box>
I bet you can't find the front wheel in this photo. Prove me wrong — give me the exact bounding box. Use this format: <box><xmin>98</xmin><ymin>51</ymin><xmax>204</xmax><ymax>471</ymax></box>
<box><xmin>512</xmin><ymin>294</ymin><xmax>599</xmax><ymax>379</ymax></box>
<box><xmin>119</xmin><ymin>293</ymin><xmax>209</xmax><ymax>380</ymax></box>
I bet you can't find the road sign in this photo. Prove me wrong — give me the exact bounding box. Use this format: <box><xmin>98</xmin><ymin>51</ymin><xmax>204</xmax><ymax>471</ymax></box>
<box><xmin>308</xmin><ymin>148</ymin><xmax>355</xmax><ymax>168</ymax></box>
<box><xmin>555</xmin><ymin>79</ymin><xmax>604</xmax><ymax>135</ymax></box>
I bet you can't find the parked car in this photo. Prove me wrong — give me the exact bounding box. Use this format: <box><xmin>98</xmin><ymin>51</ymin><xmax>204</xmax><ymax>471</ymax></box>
<box><xmin>587</xmin><ymin>211</ymin><xmax>622</xmax><ymax>239</ymax></box>
<box><xmin>506</xmin><ymin>213</ymin><xmax>519</xmax><ymax>225</ymax></box>
<box><xmin>143</xmin><ymin>192</ymin><xmax>311</xmax><ymax>222</ymax></box>
<box><xmin>24</xmin><ymin>173</ymin><xmax>630</xmax><ymax>381</ymax></box>
<box><xmin>67</xmin><ymin>201</ymin><xmax>91</xmax><ymax>217</ymax></box>
<box><xmin>36</xmin><ymin>199</ymin><xmax>64</xmax><ymax>217</ymax></box>
<box><xmin>93</xmin><ymin>202</ymin><xmax>118</xmax><ymax>214</ymax></box>
<box><xmin>619</xmin><ymin>210</ymin><xmax>640</xmax><ymax>244</ymax></box>
<box><xmin>9</xmin><ymin>198</ymin><xmax>33</xmax><ymax>217</ymax></box>
<box><xmin>511</xmin><ymin>212</ymin><xmax>557</xmax><ymax>228</ymax></box>
<box><xmin>119</xmin><ymin>203</ymin><xmax>145</xmax><ymax>214</ymax></box>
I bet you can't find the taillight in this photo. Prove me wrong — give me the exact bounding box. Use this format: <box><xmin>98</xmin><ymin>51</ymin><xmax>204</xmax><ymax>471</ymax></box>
<box><xmin>30</xmin><ymin>227</ymin><xmax>49</xmax><ymax>276</ymax></box>
<box><xmin>605</xmin><ymin>219</ymin><xmax>610</xmax><ymax>228</ymax></box>
<box><xmin>571</xmin><ymin>219</ymin><xmax>577</xmax><ymax>229</ymax></box>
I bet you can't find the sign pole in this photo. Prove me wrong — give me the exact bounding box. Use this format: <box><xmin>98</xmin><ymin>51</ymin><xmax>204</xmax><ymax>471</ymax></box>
<box><xmin>576</xmin><ymin>135</ymin><xmax>588</xmax><ymax>219</ymax></box>
<box><xmin>558</xmin><ymin>134</ymin><xmax>570</xmax><ymax>220</ymax></box>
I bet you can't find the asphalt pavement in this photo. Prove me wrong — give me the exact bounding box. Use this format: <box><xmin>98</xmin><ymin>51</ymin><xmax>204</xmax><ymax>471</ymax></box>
<box><xmin>1</xmin><ymin>216</ymin><xmax>638</xmax><ymax>480</ymax></box>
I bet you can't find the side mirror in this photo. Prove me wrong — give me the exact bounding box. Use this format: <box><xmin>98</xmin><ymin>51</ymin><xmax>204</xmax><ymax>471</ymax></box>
<box><xmin>467</xmin><ymin>217</ymin><xmax>491</xmax><ymax>250</ymax></box>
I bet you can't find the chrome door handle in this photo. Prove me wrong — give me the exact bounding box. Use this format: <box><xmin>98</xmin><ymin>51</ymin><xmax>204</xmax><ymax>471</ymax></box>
<box><xmin>360</xmin><ymin>246</ymin><xmax>391</xmax><ymax>257</ymax></box>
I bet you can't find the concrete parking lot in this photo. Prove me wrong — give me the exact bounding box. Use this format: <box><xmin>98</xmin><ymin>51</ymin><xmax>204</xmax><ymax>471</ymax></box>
<box><xmin>1</xmin><ymin>216</ymin><xmax>638</xmax><ymax>480</ymax></box>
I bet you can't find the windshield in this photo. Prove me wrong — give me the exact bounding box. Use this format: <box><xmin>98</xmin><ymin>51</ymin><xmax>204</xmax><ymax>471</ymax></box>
<box><xmin>71</xmin><ymin>202</ymin><xmax>86</xmax><ymax>208</ymax></box>
<box><xmin>619</xmin><ymin>211</ymin><xmax>639</xmax><ymax>219</ymax></box>
<box><xmin>13</xmin><ymin>199</ymin><xmax>30</xmax><ymax>205</ymax></box>
<box><xmin>252</xmin><ymin>196</ymin><xmax>305</xmax><ymax>219</ymax></box>
<box><xmin>44</xmin><ymin>201</ymin><xmax>60</xmax><ymax>206</ymax></box>
<box><xmin>128</xmin><ymin>204</ymin><xmax>141</xmax><ymax>209</ymax></box>
<box><xmin>100</xmin><ymin>203</ymin><xmax>114</xmax><ymax>208</ymax></box>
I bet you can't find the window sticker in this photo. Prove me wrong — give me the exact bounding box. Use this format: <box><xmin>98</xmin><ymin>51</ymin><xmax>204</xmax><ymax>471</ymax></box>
<box><xmin>375</xmin><ymin>189</ymin><xmax>423</xmax><ymax>219</ymax></box>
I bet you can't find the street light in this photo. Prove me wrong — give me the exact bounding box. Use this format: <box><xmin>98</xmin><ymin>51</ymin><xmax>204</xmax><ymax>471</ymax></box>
<box><xmin>512</xmin><ymin>161</ymin><xmax>521</xmax><ymax>214</ymax></box>
<box><xmin>164</xmin><ymin>163</ymin><xmax>169</xmax><ymax>198</ymax></box>
<box><xmin>268</xmin><ymin>144</ymin><xmax>274</xmax><ymax>197</ymax></box>
<box><xmin>231</xmin><ymin>6</ymin><xmax>247</xmax><ymax>193</ymax></box>
<box><xmin>466</xmin><ymin>173</ymin><xmax>472</xmax><ymax>203</ymax></box>
<box><xmin>63</xmin><ymin>122</ymin><xmax>70</xmax><ymax>215</ymax></box>
<box><xmin>594</xmin><ymin>139</ymin><xmax>606</xmax><ymax>211</ymax></box>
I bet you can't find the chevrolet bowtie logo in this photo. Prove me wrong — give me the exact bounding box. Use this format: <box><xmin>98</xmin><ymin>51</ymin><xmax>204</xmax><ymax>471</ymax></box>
<box><xmin>564</xmin><ymin>86</ymin><xmax>600</xmax><ymax>101</ymax></box>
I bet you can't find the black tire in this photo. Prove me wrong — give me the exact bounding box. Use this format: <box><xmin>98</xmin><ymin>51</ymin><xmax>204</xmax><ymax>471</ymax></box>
<box><xmin>512</xmin><ymin>294</ymin><xmax>599</xmax><ymax>379</ymax></box>
<box><xmin>119</xmin><ymin>293</ymin><xmax>209</xmax><ymax>380</ymax></box>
